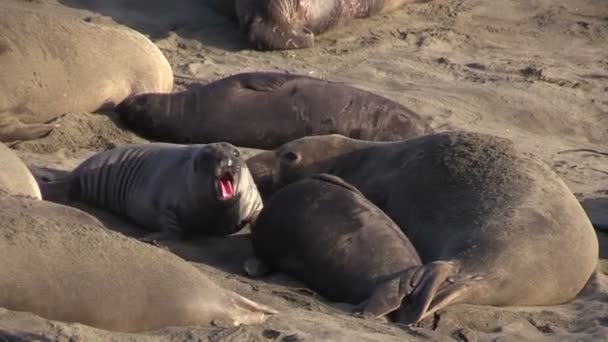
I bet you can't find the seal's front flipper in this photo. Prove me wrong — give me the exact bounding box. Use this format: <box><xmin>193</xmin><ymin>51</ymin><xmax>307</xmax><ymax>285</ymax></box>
<box><xmin>392</xmin><ymin>261</ymin><xmax>460</xmax><ymax>324</ymax></box>
<box><xmin>0</xmin><ymin>118</ymin><xmax>58</xmax><ymax>142</ymax></box>
<box><xmin>240</xmin><ymin>72</ymin><xmax>292</xmax><ymax>92</ymax></box>
<box><xmin>361</xmin><ymin>266</ymin><xmax>422</xmax><ymax>318</ymax></box>
<box><xmin>139</xmin><ymin>210</ymin><xmax>182</xmax><ymax>247</ymax></box>
<box><xmin>243</xmin><ymin>256</ymin><xmax>270</xmax><ymax>277</ymax></box>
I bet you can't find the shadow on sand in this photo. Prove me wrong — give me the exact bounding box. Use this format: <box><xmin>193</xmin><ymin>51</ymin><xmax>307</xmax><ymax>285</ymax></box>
<box><xmin>58</xmin><ymin>0</ymin><xmax>250</xmax><ymax>51</ymax></box>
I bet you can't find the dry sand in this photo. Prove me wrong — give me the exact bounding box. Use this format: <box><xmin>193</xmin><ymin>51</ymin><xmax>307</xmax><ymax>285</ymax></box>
<box><xmin>2</xmin><ymin>0</ymin><xmax>608</xmax><ymax>341</ymax></box>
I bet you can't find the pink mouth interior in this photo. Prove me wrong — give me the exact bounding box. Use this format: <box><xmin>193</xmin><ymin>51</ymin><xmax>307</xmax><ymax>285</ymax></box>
<box><xmin>218</xmin><ymin>174</ymin><xmax>235</xmax><ymax>200</ymax></box>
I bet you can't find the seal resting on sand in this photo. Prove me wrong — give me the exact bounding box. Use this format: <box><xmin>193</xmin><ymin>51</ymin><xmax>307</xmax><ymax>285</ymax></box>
<box><xmin>0</xmin><ymin>3</ymin><xmax>173</xmax><ymax>142</ymax></box>
<box><xmin>229</xmin><ymin>0</ymin><xmax>430</xmax><ymax>50</ymax></box>
<box><xmin>246</xmin><ymin>173</ymin><xmax>425</xmax><ymax>321</ymax></box>
<box><xmin>246</xmin><ymin>131</ymin><xmax>599</xmax><ymax>323</ymax></box>
<box><xmin>67</xmin><ymin>142</ymin><xmax>263</xmax><ymax>239</ymax></box>
<box><xmin>0</xmin><ymin>195</ymin><xmax>276</xmax><ymax>332</ymax></box>
<box><xmin>116</xmin><ymin>72</ymin><xmax>433</xmax><ymax>149</ymax></box>
<box><xmin>0</xmin><ymin>142</ymin><xmax>41</xmax><ymax>199</ymax></box>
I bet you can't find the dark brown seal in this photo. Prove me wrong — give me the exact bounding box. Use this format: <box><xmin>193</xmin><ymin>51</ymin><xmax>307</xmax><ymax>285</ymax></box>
<box><xmin>232</xmin><ymin>0</ymin><xmax>431</xmax><ymax>50</ymax></box>
<box><xmin>246</xmin><ymin>131</ymin><xmax>599</xmax><ymax>323</ymax></box>
<box><xmin>247</xmin><ymin>173</ymin><xmax>426</xmax><ymax>321</ymax></box>
<box><xmin>116</xmin><ymin>72</ymin><xmax>433</xmax><ymax>149</ymax></box>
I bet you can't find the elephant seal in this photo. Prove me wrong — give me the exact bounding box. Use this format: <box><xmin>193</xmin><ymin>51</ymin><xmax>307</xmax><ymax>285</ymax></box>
<box><xmin>0</xmin><ymin>194</ymin><xmax>276</xmax><ymax>332</ymax></box>
<box><xmin>67</xmin><ymin>142</ymin><xmax>263</xmax><ymax>238</ymax></box>
<box><xmin>0</xmin><ymin>142</ymin><xmax>41</xmax><ymax>199</ymax></box>
<box><xmin>247</xmin><ymin>131</ymin><xmax>599</xmax><ymax>323</ymax></box>
<box><xmin>116</xmin><ymin>72</ymin><xmax>433</xmax><ymax>149</ymax></box>
<box><xmin>232</xmin><ymin>0</ymin><xmax>430</xmax><ymax>50</ymax></box>
<box><xmin>0</xmin><ymin>2</ymin><xmax>173</xmax><ymax>142</ymax></box>
<box><xmin>247</xmin><ymin>173</ymin><xmax>425</xmax><ymax>321</ymax></box>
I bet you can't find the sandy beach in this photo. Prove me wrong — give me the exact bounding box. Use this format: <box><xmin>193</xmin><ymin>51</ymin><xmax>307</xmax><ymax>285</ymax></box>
<box><xmin>1</xmin><ymin>0</ymin><xmax>608</xmax><ymax>340</ymax></box>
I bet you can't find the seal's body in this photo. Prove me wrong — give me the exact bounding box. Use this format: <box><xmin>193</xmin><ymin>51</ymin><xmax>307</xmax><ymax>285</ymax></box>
<box><xmin>0</xmin><ymin>2</ymin><xmax>173</xmax><ymax>142</ymax></box>
<box><xmin>0</xmin><ymin>195</ymin><xmax>276</xmax><ymax>332</ymax></box>
<box><xmin>247</xmin><ymin>131</ymin><xmax>599</xmax><ymax>322</ymax></box>
<box><xmin>117</xmin><ymin>72</ymin><xmax>433</xmax><ymax>149</ymax></box>
<box><xmin>0</xmin><ymin>143</ymin><xmax>41</xmax><ymax>199</ymax></box>
<box><xmin>69</xmin><ymin>142</ymin><xmax>263</xmax><ymax>237</ymax></box>
<box><xmin>234</xmin><ymin>0</ymin><xmax>429</xmax><ymax>50</ymax></box>
<box><xmin>249</xmin><ymin>174</ymin><xmax>424</xmax><ymax>319</ymax></box>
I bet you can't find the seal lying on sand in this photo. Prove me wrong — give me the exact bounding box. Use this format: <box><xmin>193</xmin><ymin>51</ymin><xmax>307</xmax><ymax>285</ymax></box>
<box><xmin>67</xmin><ymin>142</ymin><xmax>263</xmax><ymax>238</ymax></box>
<box><xmin>247</xmin><ymin>131</ymin><xmax>599</xmax><ymax>323</ymax></box>
<box><xmin>116</xmin><ymin>72</ymin><xmax>433</xmax><ymax>149</ymax></box>
<box><xmin>0</xmin><ymin>142</ymin><xmax>41</xmax><ymax>199</ymax></box>
<box><xmin>220</xmin><ymin>0</ymin><xmax>430</xmax><ymax>50</ymax></box>
<box><xmin>0</xmin><ymin>195</ymin><xmax>276</xmax><ymax>332</ymax></box>
<box><xmin>247</xmin><ymin>173</ymin><xmax>425</xmax><ymax>321</ymax></box>
<box><xmin>0</xmin><ymin>3</ymin><xmax>173</xmax><ymax>142</ymax></box>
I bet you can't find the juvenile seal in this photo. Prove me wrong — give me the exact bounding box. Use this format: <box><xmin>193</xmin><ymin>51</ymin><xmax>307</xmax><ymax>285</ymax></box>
<box><xmin>247</xmin><ymin>131</ymin><xmax>599</xmax><ymax>323</ymax></box>
<box><xmin>0</xmin><ymin>142</ymin><xmax>41</xmax><ymax>199</ymax></box>
<box><xmin>247</xmin><ymin>173</ymin><xmax>425</xmax><ymax>320</ymax></box>
<box><xmin>0</xmin><ymin>2</ymin><xmax>173</xmax><ymax>142</ymax></box>
<box><xmin>233</xmin><ymin>0</ymin><xmax>431</xmax><ymax>50</ymax></box>
<box><xmin>116</xmin><ymin>72</ymin><xmax>433</xmax><ymax>149</ymax></box>
<box><xmin>68</xmin><ymin>142</ymin><xmax>263</xmax><ymax>238</ymax></box>
<box><xmin>0</xmin><ymin>195</ymin><xmax>276</xmax><ymax>332</ymax></box>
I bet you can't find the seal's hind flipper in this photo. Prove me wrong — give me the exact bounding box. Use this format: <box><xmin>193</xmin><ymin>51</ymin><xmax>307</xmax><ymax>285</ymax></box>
<box><xmin>392</xmin><ymin>261</ymin><xmax>460</xmax><ymax>324</ymax></box>
<box><xmin>414</xmin><ymin>273</ymin><xmax>487</xmax><ymax>322</ymax></box>
<box><xmin>361</xmin><ymin>266</ymin><xmax>422</xmax><ymax>318</ymax></box>
<box><xmin>311</xmin><ymin>173</ymin><xmax>364</xmax><ymax>196</ymax></box>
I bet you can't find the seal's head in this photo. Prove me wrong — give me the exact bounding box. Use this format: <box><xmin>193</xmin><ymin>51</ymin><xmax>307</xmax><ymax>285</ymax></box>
<box><xmin>190</xmin><ymin>142</ymin><xmax>246</xmax><ymax>204</ymax></box>
<box><xmin>247</xmin><ymin>134</ymin><xmax>369</xmax><ymax>198</ymax></box>
<box><xmin>116</xmin><ymin>93</ymin><xmax>176</xmax><ymax>140</ymax></box>
<box><xmin>188</xmin><ymin>142</ymin><xmax>264</xmax><ymax>236</ymax></box>
<box><xmin>236</xmin><ymin>0</ymin><xmax>315</xmax><ymax>50</ymax></box>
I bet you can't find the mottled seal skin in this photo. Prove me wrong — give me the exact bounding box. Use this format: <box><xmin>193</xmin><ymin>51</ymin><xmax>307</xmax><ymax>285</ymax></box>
<box><xmin>0</xmin><ymin>195</ymin><xmax>276</xmax><ymax>332</ymax></box>
<box><xmin>247</xmin><ymin>131</ymin><xmax>599</xmax><ymax>323</ymax></box>
<box><xmin>68</xmin><ymin>142</ymin><xmax>263</xmax><ymax>238</ymax></box>
<box><xmin>234</xmin><ymin>0</ymin><xmax>431</xmax><ymax>50</ymax></box>
<box><xmin>0</xmin><ymin>142</ymin><xmax>41</xmax><ymax>199</ymax></box>
<box><xmin>247</xmin><ymin>173</ymin><xmax>425</xmax><ymax>320</ymax></box>
<box><xmin>0</xmin><ymin>2</ymin><xmax>173</xmax><ymax>142</ymax></box>
<box><xmin>116</xmin><ymin>72</ymin><xmax>433</xmax><ymax>149</ymax></box>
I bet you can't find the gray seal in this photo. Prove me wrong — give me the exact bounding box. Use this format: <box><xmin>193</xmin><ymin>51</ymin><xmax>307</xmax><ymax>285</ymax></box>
<box><xmin>68</xmin><ymin>142</ymin><xmax>263</xmax><ymax>238</ymax></box>
<box><xmin>246</xmin><ymin>131</ymin><xmax>599</xmax><ymax>323</ymax></box>
<box><xmin>0</xmin><ymin>142</ymin><xmax>41</xmax><ymax>199</ymax></box>
<box><xmin>247</xmin><ymin>173</ymin><xmax>425</xmax><ymax>321</ymax></box>
<box><xmin>232</xmin><ymin>0</ymin><xmax>431</xmax><ymax>50</ymax></box>
<box><xmin>116</xmin><ymin>72</ymin><xmax>433</xmax><ymax>150</ymax></box>
<box><xmin>0</xmin><ymin>194</ymin><xmax>276</xmax><ymax>332</ymax></box>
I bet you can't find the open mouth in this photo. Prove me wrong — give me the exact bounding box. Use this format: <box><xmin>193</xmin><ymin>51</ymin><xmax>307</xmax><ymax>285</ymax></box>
<box><xmin>216</xmin><ymin>171</ymin><xmax>235</xmax><ymax>201</ymax></box>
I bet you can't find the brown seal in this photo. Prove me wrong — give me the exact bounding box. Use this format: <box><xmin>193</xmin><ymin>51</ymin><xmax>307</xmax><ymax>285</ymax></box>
<box><xmin>0</xmin><ymin>2</ymin><xmax>173</xmax><ymax>142</ymax></box>
<box><xmin>0</xmin><ymin>194</ymin><xmax>276</xmax><ymax>332</ymax></box>
<box><xmin>246</xmin><ymin>173</ymin><xmax>426</xmax><ymax>321</ymax></box>
<box><xmin>116</xmin><ymin>72</ymin><xmax>433</xmax><ymax>149</ymax></box>
<box><xmin>246</xmin><ymin>131</ymin><xmax>599</xmax><ymax>323</ymax></box>
<box><xmin>231</xmin><ymin>0</ymin><xmax>431</xmax><ymax>50</ymax></box>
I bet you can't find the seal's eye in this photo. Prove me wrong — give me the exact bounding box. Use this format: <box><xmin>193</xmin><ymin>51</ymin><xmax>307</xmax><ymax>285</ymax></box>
<box><xmin>232</xmin><ymin>149</ymin><xmax>240</xmax><ymax>158</ymax></box>
<box><xmin>282</xmin><ymin>151</ymin><xmax>301</xmax><ymax>164</ymax></box>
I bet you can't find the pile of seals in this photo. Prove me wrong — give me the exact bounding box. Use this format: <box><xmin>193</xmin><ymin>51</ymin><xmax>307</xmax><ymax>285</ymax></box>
<box><xmin>0</xmin><ymin>0</ymin><xmax>600</xmax><ymax>336</ymax></box>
